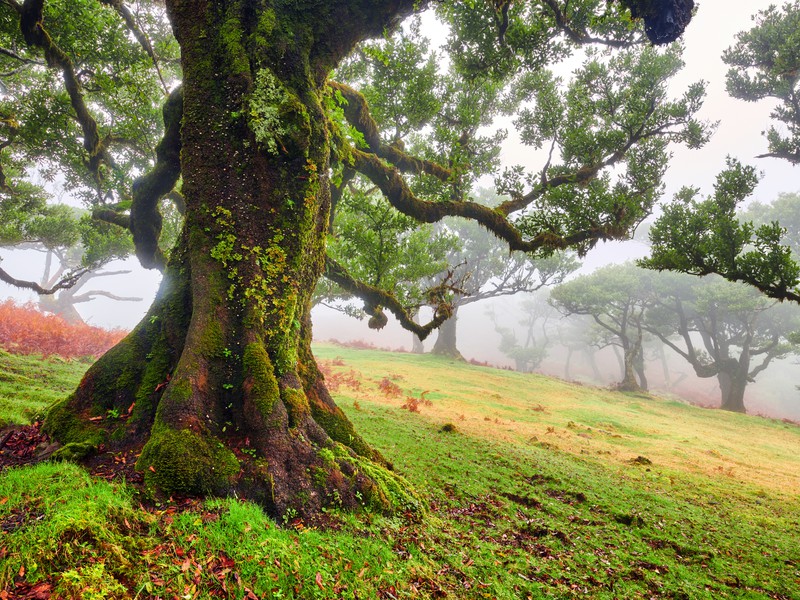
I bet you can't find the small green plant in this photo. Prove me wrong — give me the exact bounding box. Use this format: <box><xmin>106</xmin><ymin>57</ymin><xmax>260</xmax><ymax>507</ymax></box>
<box><xmin>106</xmin><ymin>408</ymin><xmax>121</xmax><ymax>419</ymax></box>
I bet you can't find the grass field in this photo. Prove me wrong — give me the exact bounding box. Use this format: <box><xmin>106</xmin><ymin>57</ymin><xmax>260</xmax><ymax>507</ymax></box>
<box><xmin>1</xmin><ymin>343</ymin><xmax>799</xmax><ymax>598</ymax></box>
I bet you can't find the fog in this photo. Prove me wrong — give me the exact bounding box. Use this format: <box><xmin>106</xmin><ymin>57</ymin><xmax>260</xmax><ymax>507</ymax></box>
<box><xmin>3</xmin><ymin>1</ymin><xmax>800</xmax><ymax>420</ymax></box>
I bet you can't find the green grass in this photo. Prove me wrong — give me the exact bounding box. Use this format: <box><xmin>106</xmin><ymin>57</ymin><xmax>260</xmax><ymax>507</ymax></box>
<box><xmin>0</xmin><ymin>348</ymin><xmax>90</xmax><ymax>426</ymax></box>
<box><xmin>0</xmin><ymin>344</ymin><xmax>798</xmax><ymax>598</ymax></box>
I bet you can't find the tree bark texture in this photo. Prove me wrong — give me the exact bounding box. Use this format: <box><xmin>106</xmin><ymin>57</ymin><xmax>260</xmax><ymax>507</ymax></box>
<box><xmin>43</xmin><ymin>0</ymin><xmax>420</xmax><ymax>520</ymax></box>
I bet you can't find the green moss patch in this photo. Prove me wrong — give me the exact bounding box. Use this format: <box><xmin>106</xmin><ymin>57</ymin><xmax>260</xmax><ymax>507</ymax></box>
<box><xmin>138</xmin><ymin>427</ymin><xmax>240</xmax><ymax>496</ymax></box>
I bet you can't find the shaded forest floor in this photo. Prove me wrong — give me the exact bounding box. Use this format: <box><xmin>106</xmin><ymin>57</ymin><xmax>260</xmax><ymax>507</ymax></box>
<box><xmin>1</xmin><ymin>344</ymin><xmax>799</xmax><ymax>598</ymax></box>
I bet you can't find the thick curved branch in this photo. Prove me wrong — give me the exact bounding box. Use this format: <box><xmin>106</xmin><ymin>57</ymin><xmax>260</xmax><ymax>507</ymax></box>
<box><xmin>0</xmin><ymin>264</ymin><xmax>88</xmax><ymax>295</ymax></box>
<box><xmin>130</xmin><ymin>86</ymin><xmax>183</xmax><ymax>271</ymax></box>
<box><xmin>324</xmin><ymin>256</ymin><xmax>451</xmax><ymax>341</ymax></box>
<box><xmin>92</xmin><ymin>207</ymin><xmax>131</xmax><ymax>230</ymax></box>
<box><xmin>351</xmin><ymin>148</ymin><xmax>625</xmax><ymax>253</ymax></box>
<box><xmin>329</xmin><ymin>81</ymin><xmax>452</xmax><ymax>182</ymax></box>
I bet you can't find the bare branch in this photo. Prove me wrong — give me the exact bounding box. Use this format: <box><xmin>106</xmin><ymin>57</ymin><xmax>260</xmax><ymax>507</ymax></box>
<box><xmin>71</xmin><ymin>290</ymin><xmax>142</xmax><ymax>304</ymax></box>
<box><xmin>0</xmin><ymin>263</ymin><xmax>89</xmax><ymax>295</ymax></box>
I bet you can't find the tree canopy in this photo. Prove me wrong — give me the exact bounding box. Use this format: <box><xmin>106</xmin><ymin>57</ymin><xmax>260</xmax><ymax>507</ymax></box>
<box><xmin>644</xmin><ymin>2</ymin><xmax>800</xmax><ymax>301</ymax></box>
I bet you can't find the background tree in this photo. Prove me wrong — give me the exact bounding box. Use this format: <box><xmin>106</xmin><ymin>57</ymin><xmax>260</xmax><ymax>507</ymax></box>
<box><xmin>0</xmin><ymin>0</ymin><xmax>698</xmax><ymax>519</ymax></box>
<box><xmin>724</xmin><ymin>0</ymin><xmax>800</xmax><ymax>164</ymax></box>
<box><xmin>550</xmin><ymin>263</ymin><xmax>654</xmax><ymax>391</ymax></box>
<box><xmin>644</xmin><ymin>2</ymin><xmax>800</xmax><ymax>300</ymax></box>
<box><xmin>317</xmin><ymin>182</ymin><xmax>460</xmax><ymax>329</ymax></box>
<box><xmin>431</xmin><ymin>215</ymin><xmax>578</xmax><ymax>358</ymax></box>
<box><xmin>645</xmin><ymin>272</ymin><xmax>800</xmax><ymax>412</ymax></box>
<box><xmin>643</xmin><ymin>159</ymin><xmax>800</xmax><ymax>302</ymax></box>
<box><xmin>489</xmin><ymin>292</ymin><xmax>556</xmax><ymax>372</ymax></box>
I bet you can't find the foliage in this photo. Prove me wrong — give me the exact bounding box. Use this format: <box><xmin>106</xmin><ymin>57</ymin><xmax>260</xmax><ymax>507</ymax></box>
<box><xmin>643</xmin><ymin>1</ymin><xmax>800</xmax><ymax>301</ymax></box>
<box><xmin>724</xmin><ymin>0</ymin><xmax>800</xmax><ymax>163</ymax></box>
<box><xmin>0</xmin><ymin>299</ymin><xmax>125</xmax><ymax>358</ymax></box>
<box><xmin>320</xmin><ymin>182</ymin><xmax>459</xmax><ymax>319</ymax></box>
<box><xmin>643</xmin><ymin>159</ymin><xmax>800</xmax><ymax>302</ymax></box>
<box><xmin>550</xmin><ymin>263</ymin><xmax>653</xmax><ymax>390</ymax></box>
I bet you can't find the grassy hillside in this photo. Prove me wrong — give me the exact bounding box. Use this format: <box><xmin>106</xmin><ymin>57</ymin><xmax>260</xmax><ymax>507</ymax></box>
<box><xmin>0</xmin><ymin>344</ymin><xmax>798</xmax><ymax>599</ymax></box>
<box><xmin>0</xmin><ymin>348</ymin><xmax>91</xmax><ymax>426</ymax></box>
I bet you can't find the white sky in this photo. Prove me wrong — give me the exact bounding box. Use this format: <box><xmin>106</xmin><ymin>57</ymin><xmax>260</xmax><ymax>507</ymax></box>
<box><xmin>1</xmin><ymin>0</ymin><xmax>797</xmax><ymax>329</ymax></box>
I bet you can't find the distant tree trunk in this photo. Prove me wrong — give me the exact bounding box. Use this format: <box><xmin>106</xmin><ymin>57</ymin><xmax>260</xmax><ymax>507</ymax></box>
<box><xmin>717</xmin><ymin>360</ymin><xmax>748</xmax><ymax>413</ymax></box>
<box><xmin>585</xmin><ymin>348</ymin><xmax>602</xmax><ymax>380</ymax></box>
<box><xmin>38</xmin><ymin>294</ymin><xmax>84</xmax><ymax>325</ymax></box>
<box><xmin>634</xmin><ymin>346</ymin><xmax>648</xmax><ymax>391</ymax></box>
<box><xmin>616</xmin><ymin>338</ymin><xmax>644</xmax><ymax>392</ymax></box>
<box><xmin>432</xmin><ymin>304</ymin><xmax>463</xmax><ymax>359</ymax></box>
<box><xmin>564</xmin><ymin>347</ymin><xmax>574</xmax><ymax>380</ymax></box>
<box><xmin>411</xmin><ymin>310</ymin><xmax>424</xmax><ymax>354</ymax></box>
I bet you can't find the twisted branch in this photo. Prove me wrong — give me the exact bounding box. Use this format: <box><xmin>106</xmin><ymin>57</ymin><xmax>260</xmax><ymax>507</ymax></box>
<box><xmin>130</xmin><ymin>86</ymin><xmax>183</xmax><ymax>270</ymax></box>
<box><xmin>329</xmin><ymin>81</ymin><xmax>452</xmax><ymax>182</ymax></box>
<box><xmin>0</xmin><ymin>264</ymin><xmax>89</xmax><ymax>295</ymax></box>
<box><xmin>324</xmin><ymin>256</ymin><xmax>452</xmax><ymax>340</ymax></box>
<box><xmin>351</xmin><ymin>147</ymin><xmax>625</xmax><ymax>253</ymax></box>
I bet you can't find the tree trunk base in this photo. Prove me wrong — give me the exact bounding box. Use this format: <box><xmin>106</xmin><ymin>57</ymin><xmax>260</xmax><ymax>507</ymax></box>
<box><xmin>40</xmin><ymin>262</ymin><xmax>422</xmax><ymax>522</ymax></box>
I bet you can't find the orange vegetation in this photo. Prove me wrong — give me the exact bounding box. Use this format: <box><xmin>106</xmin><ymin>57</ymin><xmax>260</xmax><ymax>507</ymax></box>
<box><xmin>0</xmin><ymin>300</ymin><xmax>126</xmax><ymax>358</ymax></box>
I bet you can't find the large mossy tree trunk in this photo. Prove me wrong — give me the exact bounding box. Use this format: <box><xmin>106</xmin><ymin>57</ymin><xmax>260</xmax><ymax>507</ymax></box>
<box><xmin>43</xmin><ymin>0</ymin><xmax>420</xmax><ymax>521</ymax></box>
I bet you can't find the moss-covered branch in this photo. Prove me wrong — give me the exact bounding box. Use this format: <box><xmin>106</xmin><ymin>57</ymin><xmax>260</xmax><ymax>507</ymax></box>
<box><xmin>324</xmin><ymin>256</ymin><xmax>452</xmax><ymax>340</ymax></box>
<box><xmin>350</xmin><ymin>147</ymin><xmax>626</xmax><ymax>253</ymax></box>
<box><xmin>329</xmin><ymin>81</ymin><xmax>452</xmax><ymax>182</ymax></box>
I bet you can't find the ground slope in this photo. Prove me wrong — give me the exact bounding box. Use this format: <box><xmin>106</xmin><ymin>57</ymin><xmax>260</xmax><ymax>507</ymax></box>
<box><xmin>0</xmin><ymin>344</ymin><xmax>797</xmax><ymax>598</ymax></box>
